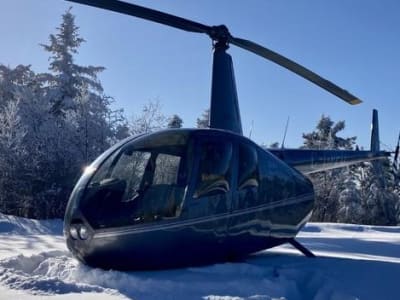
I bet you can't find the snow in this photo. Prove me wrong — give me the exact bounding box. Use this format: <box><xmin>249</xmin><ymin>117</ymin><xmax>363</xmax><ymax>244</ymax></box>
<box><xmin>0</xmin><ymin>213</ymin><xmax>399</xmax><ymax>300</ymax></box>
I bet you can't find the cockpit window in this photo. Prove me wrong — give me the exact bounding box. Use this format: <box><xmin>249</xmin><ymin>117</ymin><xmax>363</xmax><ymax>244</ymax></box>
<box><xmin>80</xmin><ymin>133</ymin><xmax>189</xmax><ymax>229</ymax></box>
<box><xmin>120</xmin><ymin>151</ymin><xmax>151</xmax><ymax>201</ymax></box>
<box><xmin>153</xmin><ymin>154</ymin><xmax>181</xmax><ymax>185</ymax></box>
<box><xmin>194</xmin><ymin>140</ymin><xmax>232</xmax><ymax>198</ymax></box>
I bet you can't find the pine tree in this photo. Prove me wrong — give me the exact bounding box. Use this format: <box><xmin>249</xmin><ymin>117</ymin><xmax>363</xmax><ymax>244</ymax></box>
<box><xmin>337</xmin><ymin>166</ymin><xmax>364</xmax><ymax>223</ymax></box>
<box><xmin>168</xmin><ymin>114</ymin><xmax>183</xmax><ymax>128</ymax></box>
<box><xmin>196</xmin><ymin>108</ymin><xmax>210</xmax><ymax>129</ymax></box>
<box><xmin>359</xmin><ymin>160</ymin><xmax>399</xmax><ymax>225</ymax></box>
<box><xmin>37</xmin><ymin>9</ymin><xmax>129</xmax><ymax>217</ymax></box>
<box><xmin>40</xmin><ymin>8</ymin><xmax>104</xmax><ymax>116</ymax></box>
<box><xmin>0</xmin><ymin>64</ymin><xmax>49</xmax><ymax>217</ymax></box>
<box><xmin>0</xmin><ymin>98</ymin><xmax>26</xmax><ymax>215</ymax></box>
<box><xmin>302</xmin><ymin>115</ymin><xmax>356</xmax><ymax>150</ymax></box>
<box><xmin>269</xmin><ymin>142</ymin><xmax>280</xmax><ymax>149</ymax></box>
<box><xmin>0</xmin><ymin>9</ymin><xmax>128</xmax><ymax>219</ymax></box>
<box><xmin>303</xmin><ymin>114</ymin><xmax>400</xmax><ymax>225</ymax></box>
<box><xmin>302</xmin><ymin>115</ymin><xmax>357</xmax><ymax>222</ymax></box>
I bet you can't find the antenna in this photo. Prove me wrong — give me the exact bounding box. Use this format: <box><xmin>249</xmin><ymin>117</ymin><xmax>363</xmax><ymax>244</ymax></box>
<box><xmin>281</xmin><ymin>116</ymin><xmax>290</xmax><ymax>149</ymax></box>
<box><xmin>394</xmin><ymin>131</ymin><xmax>400</xmax><ymax>170</ymax></box>
<box><xmin>249</xmin><ymin>120</ymin><xmax>254</xmax><ymax>139</ymax></box>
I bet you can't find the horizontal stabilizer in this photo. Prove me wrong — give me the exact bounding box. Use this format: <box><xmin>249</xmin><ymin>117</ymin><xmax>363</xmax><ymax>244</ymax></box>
<box><xmin>269</xmin><ymin>109</ymin><xmax>390</xmax><ymax>174</ymax></box>
<box><xmin>269</xmin><ymin>149</ymin><xmax>389</xmax><ymax>174</ymax></box>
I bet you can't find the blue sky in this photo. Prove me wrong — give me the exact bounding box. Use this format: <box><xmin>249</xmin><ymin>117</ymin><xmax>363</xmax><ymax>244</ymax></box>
<box><xmin>1</xmin><ymin>0</ymin><xmax>399</xmax><ymax>150</ymax></box>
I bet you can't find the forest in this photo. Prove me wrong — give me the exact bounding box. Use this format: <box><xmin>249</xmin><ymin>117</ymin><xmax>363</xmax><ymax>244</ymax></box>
<box><xmin>0</xmin><ymin>9</ymin><xmax>399</xmax><ymax>224</ymax></box>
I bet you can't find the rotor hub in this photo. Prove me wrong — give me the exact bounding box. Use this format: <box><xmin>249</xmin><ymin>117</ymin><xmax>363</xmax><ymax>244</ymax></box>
<box><xmin>209</xmin><ymin>25</ymin><xmax>230</xmax><ymax>50</ymax></box>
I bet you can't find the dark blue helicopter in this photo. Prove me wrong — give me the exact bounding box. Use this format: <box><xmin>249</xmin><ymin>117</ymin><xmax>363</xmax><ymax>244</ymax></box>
<box><xmin>64</xmin><ymin>0</ymin><xmax>390</xmax><ymax>270</ymax></box>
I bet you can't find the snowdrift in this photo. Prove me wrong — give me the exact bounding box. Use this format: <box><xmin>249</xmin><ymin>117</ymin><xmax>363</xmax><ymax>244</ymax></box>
<box><xmin>0</xmin><ymin>213</ymin><xmax>399</xmax><ymax>300</ymax></box>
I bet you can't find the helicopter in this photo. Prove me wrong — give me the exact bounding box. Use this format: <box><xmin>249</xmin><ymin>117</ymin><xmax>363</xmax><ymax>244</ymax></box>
<box><xmin>64</xmin><ymin>0</ymin><xmax>390</xmax><ymax>270</ymax></box>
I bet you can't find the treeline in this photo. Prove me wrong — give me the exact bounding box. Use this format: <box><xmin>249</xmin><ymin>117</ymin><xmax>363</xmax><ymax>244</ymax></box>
<box><xmin>1</xmin><ymin>10</ymin><xmax>399</xmax><ymax>224</ymax></box>
<box><xmin>0</xmin><ymin>9</ymin><xmax>180</xmax><ymax>219</ymax></box>
<box><xmin>301</xmin><ymin>116</ymin><xmax>400</xmax><ymax>225</ymax></box>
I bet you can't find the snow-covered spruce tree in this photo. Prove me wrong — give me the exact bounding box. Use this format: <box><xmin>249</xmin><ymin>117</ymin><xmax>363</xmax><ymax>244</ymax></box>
<box><xmin>35</xmin><ymin>8</ymin><xmax>129</xmax><ymax>218</ymax></box>
<box><xmin>40</xmin><ymin>8</ymin><xmax>104</xmax><ymax>116</ymax></box>
<box><xmin>0</xmin><ymin>98</ymin><xmax>26</xmax><ymax>215</ymax></box>
<box><xmin>302</xmin><ymin>115</ymin><xmax>356</xmax><ymax>150</ymax></box>
<box><xmin>40</xmin><ymin>7</ymin><xmax>118</xmax><ymax>166</ymax></box>
<box><xmin>394</xmin><ymin>161</ymin><xmax>400</xmax><ymax>224</ymax></box>
<box><xmin>337</xmin><ymin>166</ymin><xmax>365</xmax><ymax>224</ymax></box>
<box><xmin>302</xmin><ymin>115</ymin><xmax>358</xmax><ymax>222</ymax></box>
<box><xmin>269</xmin><ymin>142</ymin><xmax>280</xmax><ymax>149</ymax></box>
<box><xmin>71</xmin><ymin>86</ymin><xmax>115</xmax><ymax>164</ymax></box>
<box><xmin>0</xmin><ymin>64</ymin><xmax>49</xmax><ymax>217</ymax></box>
<box><xmin>108</xmin><ymin>107</ymin><xmax>130</xmax><ymax>142</ymax></box>
<box><xmin>168</xmin><ymin>114</ymin><xmax>183</xmax><ymax>128</ymax></box>
<box><xmin>0</xmin><ymin>63</ymin><xmax>78</xmax><ymax>218</ymax></box>
<box><xmin>359</xmin><ymin>159</ymin><xmax>399</xmax><ymax>225</ymax></box>
<box><xmin>0</xmin><ymin>9</ymin><xmax>127</xmax><ymax>219</ymax></box>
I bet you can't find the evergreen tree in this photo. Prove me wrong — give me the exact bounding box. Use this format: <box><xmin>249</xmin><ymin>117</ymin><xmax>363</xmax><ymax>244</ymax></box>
<box><xmin>107</xmin><ymin>107</ymin><xmax>130</xmax><ymax>142</ymax></box>
<box><xmin>0</xmin><ymin>98</ymin><xmax>26</xmax><ymax>215</ymax></box>
<box><xmin>303</xmin><ymin>114</ymin><xmax>400</xmax><ymax>225</ymax></box>
<box><xmin>302</xmin><ymin>115</ymin><xmax>356</xmax><ymax>150</ymax></box>
<box><xmin>71</xmin><ymin>85</ymin><xmax>117</xmax><ymax>163</ymax></box>
<box><xmin>269</xmin><ymin>142</ymin><xmax>280</xmax><ymax>149</ymax></box>
<box><xmin>196</xmin><ymin>108</ymin><xmax>210</xmax><ymax>129</ymax></box>
<box><xmin>337</xmin><ymin>166</ymin><xmax>364</xmax><ymax>224</ymax></box>
<box><xmin>0</xmin><ymin>9</ymin><xmax>128</xmax><ymax>219</ymax></box>
<box><xmin>40</xmin><ymin>8</ymin><xmax>104</xmax><ymax>116</ymax></box>
<box><xmin>0</xmin><ymin>64</ymin><xmax>42</xmax><ymax>216</ymax></box>
<box><xmin>168</xmin><ymin>114</ymin><xmax>183</xmax><ymax>128</ymax></box>
<box><xmin>38</xmin><ymin>9</ymin><xmax>128</xmax><ymax>217</ymax></box>
<box><xmin>36</xmin><ymin>9</ymin><xmax>115</xmax><ymax>217</ymax></box>
<box><xmin>302</xmin><ymin>115</ymin><xmax>357</xmax><ymax>222</ymax></box>
<box><xmin>359</xmin><ymin>160</ymin><xmax>399</xmax><ymax>225</ymax></box>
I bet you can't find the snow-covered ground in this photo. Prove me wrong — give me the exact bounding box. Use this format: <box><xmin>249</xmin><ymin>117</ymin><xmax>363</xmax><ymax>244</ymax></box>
<box><xmin>0</xmin><ymin>213</ymin><xmax>399</xmax><ymax>300</ymax></box>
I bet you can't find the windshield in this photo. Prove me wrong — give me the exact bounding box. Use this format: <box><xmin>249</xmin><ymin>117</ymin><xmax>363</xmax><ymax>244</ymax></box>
<box><xmin>80</xmin><ymin>131</ymin><xmax>190</xmax><ymax>229</ymax></box>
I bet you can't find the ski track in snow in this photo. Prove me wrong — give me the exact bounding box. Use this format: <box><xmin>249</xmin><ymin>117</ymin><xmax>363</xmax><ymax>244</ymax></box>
<box><xmin>0</xmin><ymin>213</ymin><xmax>399</xmax><ymax>300</ymax></box>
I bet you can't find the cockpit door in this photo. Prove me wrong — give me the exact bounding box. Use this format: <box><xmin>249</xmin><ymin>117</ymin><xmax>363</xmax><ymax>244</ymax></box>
<box><xmin>185</xmin><ymin>135</ymin><xmax>234</xmax><ymax>235</ymax></box>
<box><xmin>227</xmin><ymin>141</ymin><xmax>262</xmax><ymax>240</ymax></box>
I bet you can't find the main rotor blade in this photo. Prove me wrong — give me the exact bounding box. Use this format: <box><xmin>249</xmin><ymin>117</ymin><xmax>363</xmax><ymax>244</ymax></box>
<box><xmin>68</xmin><ymin>0</ymin><xmax>362</xmax><ymax>105</ymax></box>
<box><xmin>229</xmin><ymin>36</ymin><xmax>362</xmax><ymax>105</ymax></box>
<box><xmin>66</xmin><ymin>0</ymin><xmax>212</xmax><ymax>34</ymax></box>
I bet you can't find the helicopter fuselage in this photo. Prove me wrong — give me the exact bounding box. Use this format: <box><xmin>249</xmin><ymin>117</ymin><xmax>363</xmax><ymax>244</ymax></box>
<box><xmin>64</xmin><ymin>128</ymin><xmax>314</xmax><ymax>270</ymax></box>
<box><xmin>60</xmin><ymin>0</ymin><xmax>393</xmax><ymax>271</ymax></box>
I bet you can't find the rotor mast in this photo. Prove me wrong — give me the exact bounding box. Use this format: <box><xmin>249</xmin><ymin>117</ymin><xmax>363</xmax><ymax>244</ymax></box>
<box><xmin>209</xmin><ymin>26</ymin><xmax>243</xmax><ymax>135</ymax></box>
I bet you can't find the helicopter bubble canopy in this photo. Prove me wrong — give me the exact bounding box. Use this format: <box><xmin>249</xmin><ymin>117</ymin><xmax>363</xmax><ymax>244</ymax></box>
<box><xmin>64</xmin><ymin>127</ymin><xmax>317</xmax><ymax>269</ymax></box>
<box><xmin>65</xmin><ymin>129</ymin><xmax>192</xmax><ymax>230</ymax></box>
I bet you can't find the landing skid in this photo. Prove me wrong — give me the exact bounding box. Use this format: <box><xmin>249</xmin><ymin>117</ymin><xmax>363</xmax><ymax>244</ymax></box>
<box><xmin>288</xmin><ymin>239</ymin><xmax>316</xmax><ymax>258</ymax></box>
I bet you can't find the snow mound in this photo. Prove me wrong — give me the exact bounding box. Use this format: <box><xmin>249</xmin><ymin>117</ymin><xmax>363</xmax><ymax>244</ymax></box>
<box><xmin>0</xmin><ymin>250</ymin><xmax>356</xmax><ymax>300</ymax></box>
<box><xmin>0</xmin><ymin>250</ymin><xmax>118</xmax><ymax>296</ymax></box>
<box><xmin>0</xmin><ymin>215</ymin><xmax>399</xmax><ymax>300</ymax></box>
<box><xmin>0</xmin><ymin>213</ymin><xmax>63</xmax><ymax>235</ymax></box>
